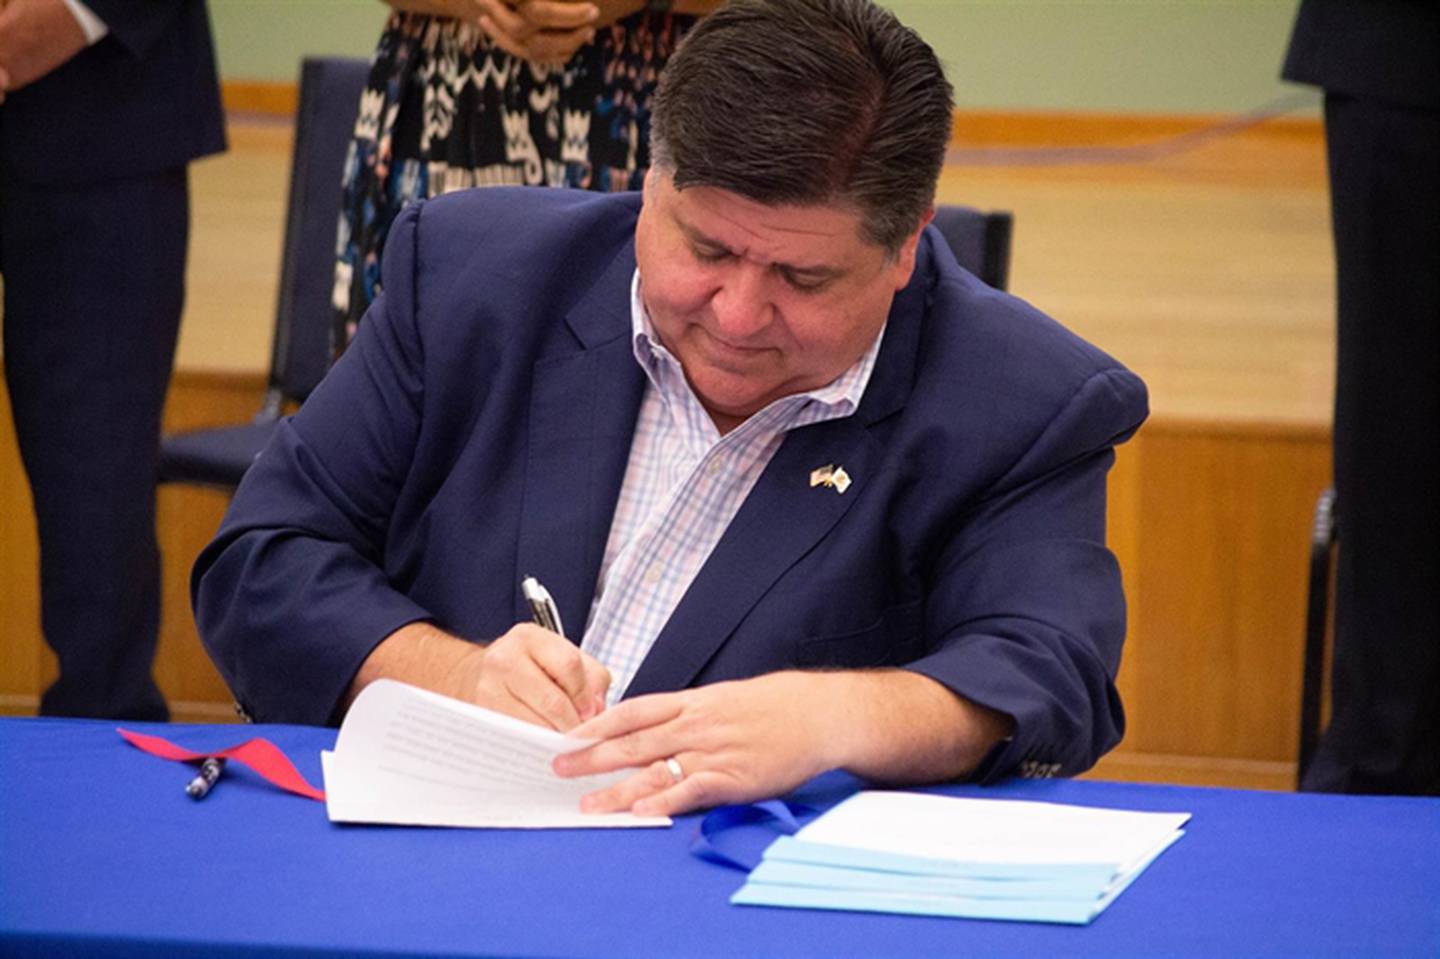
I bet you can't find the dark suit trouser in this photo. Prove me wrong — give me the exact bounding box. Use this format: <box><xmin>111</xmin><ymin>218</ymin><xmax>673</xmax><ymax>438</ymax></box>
<box><xmin>1301</xmin><ymin>93</ymin><xmax>1440</xmax><ymax>795</ymax></box>
<box><xmin>1</xmin><ymin>166</ymin><xmax>189</xmax><ymax>721</ymax></box>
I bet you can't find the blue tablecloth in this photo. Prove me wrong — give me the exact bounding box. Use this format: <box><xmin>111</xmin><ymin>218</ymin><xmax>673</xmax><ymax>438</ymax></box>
<box><xmin>1</xmin><ymin>716</ymin><xmax>1436</xmax><ymax>958</ymax></box>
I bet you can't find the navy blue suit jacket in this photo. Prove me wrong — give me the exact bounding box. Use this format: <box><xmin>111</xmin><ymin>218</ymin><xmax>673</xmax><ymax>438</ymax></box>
<box><xmin>0</xmin><ymin>0</ymin><xmax>225</xmax><ymax>184</ymax></box>
<box><xmin>195</xmin><ymin>188</ymin><xmax>1148</xmax><ymax>782</ymax></box>
<box><xmin>1282</xmin><ymin>0</ymin><xmax>1440</xmax><ymax>110</ymax></box>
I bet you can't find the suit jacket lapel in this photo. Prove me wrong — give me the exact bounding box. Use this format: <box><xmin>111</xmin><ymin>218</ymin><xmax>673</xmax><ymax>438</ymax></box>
<box><xmin>625</xmin><ymin>415</ymin><xmax>881</xmax><ymax>696</ymax></box>
<box><xmin>514</xmin><ymin>244</ymin><xmax>644</xmax><ymax>641</ymax></box>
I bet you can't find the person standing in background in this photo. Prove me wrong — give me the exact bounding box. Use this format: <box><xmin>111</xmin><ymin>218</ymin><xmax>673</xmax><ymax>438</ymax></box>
<box><xmin>0</xmin><ymin>0</ymin><xmax>225</xmax><ymax>720</ymax></box>
<box><xmin>333</xmin><ymin>0</ymin><xmax>724</xmax><ymax>353</ymax></box>
<box><xmin>1283</xmin><ymin>0</ymin><xmax>1439</xmax><ymax>795</ymax></box>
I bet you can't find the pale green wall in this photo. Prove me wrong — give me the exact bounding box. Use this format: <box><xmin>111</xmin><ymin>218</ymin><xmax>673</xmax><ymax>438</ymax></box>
<box><xmin>209</xmin><ymin>0</ymin><xmax>389</xmax><ymax>82</ymax></box>
<box><xmin>211</xmin><ymin>0</ymin><xmax>1311</xmax><ymax>115</ymax></box>
<box><xmin>888</xmin><ymin>1</ymin><xmax>1306</xmax><ymax>113</ymax></box>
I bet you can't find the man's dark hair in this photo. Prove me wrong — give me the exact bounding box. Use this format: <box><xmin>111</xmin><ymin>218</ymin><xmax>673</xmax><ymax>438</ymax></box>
<box><xmin>649</xmin><ymin>0</ymin><xmax>954</xmax><ymax>253</ymax></box>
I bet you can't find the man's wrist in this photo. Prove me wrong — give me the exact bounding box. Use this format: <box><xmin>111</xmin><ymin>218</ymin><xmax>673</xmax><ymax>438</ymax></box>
<box><xmin>345</xmin><ymin>620</ymin><xmax>483</xmax><ymax>713</ymax></box>
<box><xmin>820</xmin><ymin>668</ymin><xmax>1015</xmax><ymax>784</ymax></box>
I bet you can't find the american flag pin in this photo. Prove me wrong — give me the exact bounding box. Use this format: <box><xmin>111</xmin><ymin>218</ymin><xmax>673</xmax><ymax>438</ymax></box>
<box><xmin>809</xmin><ymin>464</ymin><xmax>852</xmax><ymax>494</ymax></box>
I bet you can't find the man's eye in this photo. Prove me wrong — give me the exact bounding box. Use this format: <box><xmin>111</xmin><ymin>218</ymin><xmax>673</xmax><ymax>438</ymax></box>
<box><xmin>780</xmin><ymin>270</ymin><xmax>829</xmax><ymax>293</ymax></box>
<box><xmin>693</xmin><ymin>246</ymin><xmax>729</xmax><ymax>263</ymax></box>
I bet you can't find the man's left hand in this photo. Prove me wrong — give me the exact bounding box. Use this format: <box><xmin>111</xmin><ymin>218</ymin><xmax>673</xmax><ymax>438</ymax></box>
<box><xmin>555</xmin><ymin>671</ymin><xmax>842</xmax><ymax>817</ymax></box>
<box><xmin>0</xmin><ymin>0</ymin><xmax>88</xmax><ymax>93</ymax></box>
<box><xmin>555</xmin><ymin>668</ymin><xmax>1016</xmax><ymax>817</ymax></box>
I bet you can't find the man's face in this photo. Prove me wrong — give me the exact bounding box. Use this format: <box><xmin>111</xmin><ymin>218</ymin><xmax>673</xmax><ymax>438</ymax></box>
<box><xmin>634</xmin><ymin>170</ymin><xmax>927</xmax><ymax>433</ymax></box>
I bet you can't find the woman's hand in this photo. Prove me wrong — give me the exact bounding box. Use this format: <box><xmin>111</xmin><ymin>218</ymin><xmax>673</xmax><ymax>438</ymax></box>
<box><xmin>474</xmin><ymin>0</ymin><xmax>609</xmax><ymax>66</ymax></box>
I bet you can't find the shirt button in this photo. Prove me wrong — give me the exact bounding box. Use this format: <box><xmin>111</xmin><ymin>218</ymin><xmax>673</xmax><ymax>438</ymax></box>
<box><xmin>705</xmin><ymin>458</ymin><xmax>723</xmax><ymax>476</ymax></box>
<box><xmin>643</xmin><ymin>564</ymin><xmax>663</xmax><ymax>586</ymax></box>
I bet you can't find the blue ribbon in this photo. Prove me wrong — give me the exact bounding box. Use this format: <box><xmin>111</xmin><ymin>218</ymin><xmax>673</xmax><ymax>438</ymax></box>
<box><xmin>690</xmin><ymin>799</ymin><xmax>816</xmax><ymax>871</ymax></box>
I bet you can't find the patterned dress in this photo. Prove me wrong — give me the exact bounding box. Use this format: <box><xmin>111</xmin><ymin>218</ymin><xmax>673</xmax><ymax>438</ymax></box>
<box><xmin>332</xmin><ymin>10</ymin><xmax>698</xmax><ymax>354</ymax></box>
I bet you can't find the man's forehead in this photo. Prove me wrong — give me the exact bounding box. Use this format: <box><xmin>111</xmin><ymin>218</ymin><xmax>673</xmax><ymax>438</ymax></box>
<box><xmin>673</xmin><ymin>184</ymin><xmax>860</xmax><ymax>234</ymax></box>
<box><xmin>658</xmin><ymin>178</ymin><xmax>872</xmax><ymax>263</ymax></box>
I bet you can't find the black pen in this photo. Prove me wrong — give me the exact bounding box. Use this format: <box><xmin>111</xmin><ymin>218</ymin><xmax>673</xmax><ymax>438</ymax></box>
<box><xmin>185</xmin><ymin>757</ymin><xmax>225</xmax><ymax>800</ymax></box>
<box><xmin>521</xmin><ymin>575</ymin><xmax>565</xmax><ymax>637</ymax></box>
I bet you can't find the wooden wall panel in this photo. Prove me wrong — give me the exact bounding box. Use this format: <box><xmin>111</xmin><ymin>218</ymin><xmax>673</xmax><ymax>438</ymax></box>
<box><xmin>0</xmin><ymin>385</ymin><xmax>45</xmax><ymax>709</ymax></box>
<box><xmin>1096</xmin><ymin>421</ymin><xmax>1331</xmax><ymax>788</ymax></box>
<box><xmin>153</xmin><ymin>372</ymin><xmax>271</xmax><ymax>721</ymax></box>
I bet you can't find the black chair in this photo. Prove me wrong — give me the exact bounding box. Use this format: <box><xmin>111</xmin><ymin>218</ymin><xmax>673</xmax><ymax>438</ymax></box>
<box><xmin>159</xmin><ymin>57</ymin><xmax>369</xmax><ymax>489</ymax></box>
<box><xmin>932</xmin><ymin>204</ymin><xmax>1014</xmax><ymax>291</ymax></box>
<box><xmin>1297</xmin><ymin>486</ymin><xmax>1338</xmax><ymax>783</ymax></box>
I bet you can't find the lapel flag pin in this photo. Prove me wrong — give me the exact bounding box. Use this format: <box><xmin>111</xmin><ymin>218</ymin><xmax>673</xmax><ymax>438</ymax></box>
<box><xmin>809</xmin><ymin>464</ymin><xmax>853</xmax><ymax>494</ymax></box>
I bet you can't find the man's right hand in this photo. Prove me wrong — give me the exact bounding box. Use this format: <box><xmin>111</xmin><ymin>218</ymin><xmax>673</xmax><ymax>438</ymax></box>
<box><xmin>468</xmin><ymin>621</ymin><xmax>611</xmax><ymax>728</ymax></box>
<box><xmin>346</xmin><ymin>620</ymin><xmax>610</xmax><ymax>730</ymax></box>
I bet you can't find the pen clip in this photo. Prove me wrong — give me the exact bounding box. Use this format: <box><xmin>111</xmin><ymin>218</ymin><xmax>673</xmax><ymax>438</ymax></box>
<box><xmin>521</xmin><ymin>575</ymin><xmax>565</xmax><ymax>638</ymax></box>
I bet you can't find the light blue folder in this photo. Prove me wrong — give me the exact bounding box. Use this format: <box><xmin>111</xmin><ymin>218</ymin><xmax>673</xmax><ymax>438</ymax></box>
<box><xmin>760</xmin><ymin>834</ymin><xmax>1121</xmax><ymax>884</ymax></box>
<box><xmin>747</xmin><ymin>860</ymin><xmax>1115</xmax><ymax>901</ymax></box>
<box><xmin>731</xmin><ymin>831</ymin><xmax>1184</xmax><ymax>924</ymax></box>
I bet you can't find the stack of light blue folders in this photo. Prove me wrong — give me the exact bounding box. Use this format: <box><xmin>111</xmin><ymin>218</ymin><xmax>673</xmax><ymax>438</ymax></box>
<box><xmin>732</xmin><ymin>791</ymin><xmax>1190</xmax><ymax>924</ymax></box>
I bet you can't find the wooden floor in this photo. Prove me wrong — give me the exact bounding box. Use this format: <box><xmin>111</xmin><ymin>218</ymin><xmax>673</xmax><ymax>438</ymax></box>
<box><xmin>0</xmin><ymin>114</ymin><xmax>1336</xmax><ymax>791</ymax></box>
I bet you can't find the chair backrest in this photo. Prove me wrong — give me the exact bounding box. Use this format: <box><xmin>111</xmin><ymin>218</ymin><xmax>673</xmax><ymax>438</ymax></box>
<box><xmin>267</xmin><ymin>57</ymin><xmax>370</xmax><ymax>409</ymax></box>
<box><xmin>931</xmin><ymin>204</ymin><xmax>1014</xmax><ymax>292</ymax></box>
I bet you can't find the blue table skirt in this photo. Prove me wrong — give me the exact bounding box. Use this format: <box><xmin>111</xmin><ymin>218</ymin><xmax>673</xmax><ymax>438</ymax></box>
<box><xmin>2</xmin><ymin>717</ymin><xmax>1437</xmax><ymax>958</ymax></box>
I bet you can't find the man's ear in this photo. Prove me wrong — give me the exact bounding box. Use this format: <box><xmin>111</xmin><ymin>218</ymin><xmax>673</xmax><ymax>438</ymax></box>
<box><xmin>891</xmin><ymin>207</ymin><xmax>935</xmax><ymax>290</ymax></box>
<box><xmin>642</xmin><ymin>165</ymin><xmax>669</xmax><ymax>202</ymax></box>
<box><xmin>637</xmin><ymin>166</ymin><xmax>672</xmax><ymax>238</ymax></box>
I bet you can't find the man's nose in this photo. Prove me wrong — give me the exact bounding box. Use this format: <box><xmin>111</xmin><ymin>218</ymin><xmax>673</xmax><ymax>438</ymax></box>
<box><xmin>710</xmin><ymin>264</ymin><xmax>773</xmax><ymax>339</ymax></box>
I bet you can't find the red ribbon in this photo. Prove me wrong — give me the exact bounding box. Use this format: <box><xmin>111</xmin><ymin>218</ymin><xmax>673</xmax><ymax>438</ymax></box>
<box><xmin>118</xmin><ymin>727</ymin><xmax>326</xmax><ymax>801</ymax></box>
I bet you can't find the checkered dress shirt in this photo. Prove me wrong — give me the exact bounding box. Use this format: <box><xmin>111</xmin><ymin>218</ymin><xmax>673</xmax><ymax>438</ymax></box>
<box><xmin>579</xmin><ymin>272</ymin><xmax>885</xmax><ymax>702</ymax></box>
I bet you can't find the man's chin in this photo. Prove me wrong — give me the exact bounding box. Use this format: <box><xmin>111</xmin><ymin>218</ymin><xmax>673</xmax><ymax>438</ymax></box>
<box><xmin>689</xmin><ymin>380</ymin><xmax>769</xmax><ymax>430</ymax></box>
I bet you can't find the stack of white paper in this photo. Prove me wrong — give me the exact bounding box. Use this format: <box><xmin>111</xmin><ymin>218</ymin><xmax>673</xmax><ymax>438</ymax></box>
<box><xmin>732</xmin><ymin>791</ymin><xmax>1189</xmax><ymax>924</ymax></box>
<box><xmin>321</xmin><ymin>679</ymin><xmax>670</xmax><ymax>829</ymax></box>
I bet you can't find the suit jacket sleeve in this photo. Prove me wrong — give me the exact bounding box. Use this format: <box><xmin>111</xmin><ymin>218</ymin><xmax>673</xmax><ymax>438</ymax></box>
<box><xmin>1282</xmin><ymin>0</ymin><xmax>1440</xmax><ymax>109</ymax></box>
<box><xmin>906</xmin><ymin>364</ymin><xmax>1144</xmax><ymax>781</ymax></box>
<box><xmin>0</xmin><ymin>0</ymin><xmax>225</xmax><ymax>184</ymax></box>
<box><xmin>193</xmin><ymin>204</ymin><xmax>437</xmax><ymax>726</ymax></box>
